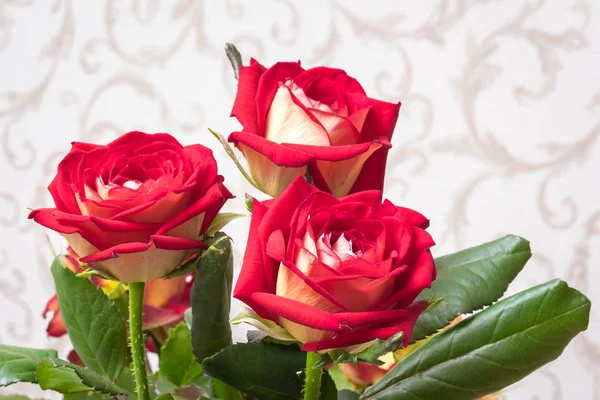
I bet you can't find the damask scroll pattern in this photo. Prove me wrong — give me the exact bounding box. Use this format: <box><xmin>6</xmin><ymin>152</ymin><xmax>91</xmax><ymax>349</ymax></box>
<box><xmin>0</xmin><ymin>1</ymin><xmax>598</xmax><ymax>398</ymax></box>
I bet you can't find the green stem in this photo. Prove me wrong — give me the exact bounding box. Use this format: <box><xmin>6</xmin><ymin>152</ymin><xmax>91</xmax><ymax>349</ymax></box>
<box><xmin>304</xmin><ymin>352</ymin><xmax>323</xmax><ymax>400</ymax></box>
<box><xmin>128</xmin><ymin>282</ymin><xmax>150</xmax><ymax>400</ymax></box>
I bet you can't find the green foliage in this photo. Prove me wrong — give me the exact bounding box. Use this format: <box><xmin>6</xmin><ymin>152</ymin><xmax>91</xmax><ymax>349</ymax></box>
<box><xmin>51</xmin><ymin>256</ymin><xmax>127</xmax><ymax>381</ymax></box>
<box><xmin>36</xmin><ymin>358</ymin><xmax>91</xmax><ymax>393</ymax></box>
<box><xmin>322</xmin><ymin>332</ymin><xmax>404</xmax><ymax>367</ymax></box>
<box><xmin>412</xmin><ymin>235</ymin><xmax>531</xmax><ymax>341</ymax></box>
<box><xmin>203</xmin><ymin>342</ymin><xmax>337</xmax><ymax>400</ymax></box>
<box><xmin>191</xmin><ymin>234</ymin><xmax>234</xmax><ymax>363</ymax></box>
<box><xmin>0</xmin><ymin>345</ymin><xmax>58</xmax><ymax>386</ymax></box>
<box><xmin>361</xmin><ymin>280</ymin><xmax>590</xmax><ymax>400</ymax></box>
<box><xmin>160</xmin><ymin>323</ymin><xmax>203</xmax><ymax>387</ymax></box>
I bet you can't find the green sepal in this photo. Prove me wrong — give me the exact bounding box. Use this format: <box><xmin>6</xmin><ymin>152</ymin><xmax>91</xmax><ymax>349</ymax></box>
<box><xmin>208</xmin><ymin>128</ymin><xmax>260</xmax><ymax>190</ymax></box>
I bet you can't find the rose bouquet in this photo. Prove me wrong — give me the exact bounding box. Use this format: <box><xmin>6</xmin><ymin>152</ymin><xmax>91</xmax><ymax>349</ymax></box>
<box><xmin>0</xmin><ymin>44</ymin><xmax>591</xmax><ymax>400</ymax></box>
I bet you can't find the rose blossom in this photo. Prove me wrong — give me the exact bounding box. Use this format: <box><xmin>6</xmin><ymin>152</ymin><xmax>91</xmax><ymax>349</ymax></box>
<box><xmin>29</xmin><ymin>131</ymin><xmax>232</xmax><ymax>282</ymax></box>
<box><xmin>234</xmin><ymin>177</ymin><xmax>436</xmax><ymax>351</ymax></box>
<box><xmin>229</xmin><ymin>59</ymin><xmax>400</xmax><ymax>198</ymax></box>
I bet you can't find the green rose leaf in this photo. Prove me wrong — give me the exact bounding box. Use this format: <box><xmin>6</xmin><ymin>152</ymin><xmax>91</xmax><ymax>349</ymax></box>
<box><xmin>338</xmin><ymin>391</ymin><xmax>361</xmax><ymax>400</ymax></box>
<box><xmin>36</xmin><ymin>358</ymin><xmax>91</xmax><ymax>393</ymax></box>
<box><xmin>51</xmin><ymin>255</ymin><xmax>127</xmax><ymax>381</ymax></box>
<box><xmin>0</xmin><ymin>345</ymin><xmax>58</xmax><ymax>386</ymax></box>
<box><xmin>203</xmin><ymin>342</ymin><xmax>337</xmax><ymax>400</ymax></box>
<box><xmin>0</xmin><ymin>344</ymin><xmax>127</xmax><ymax>394</ymax></box>
<box><xmin>361</xmin><ymin>279</ymin><xmax>590</xmax><ymax>400</ymax></box>
<box><xmin>412</xmin><ymin>234</ymin><xmax>531</xmax><ymax>341</ymax></box>
<box><xmin>213</xmin><ymin>379</ymin><xmax>245</xmax><ymax>400</ymax></box>
<box><xmin>57</xmin><ymin>360</ymin><xmax>128</xmax><ymax>395</ymax></box>
<box><xmin>191</xmin><ymin>234</ymin><xmax>234</xmax><ymax>363</ymax></box>
<box><xmin>160</xmin><ymin>322</ymin><xmax>203</xmax><ymax>387</ymax></box>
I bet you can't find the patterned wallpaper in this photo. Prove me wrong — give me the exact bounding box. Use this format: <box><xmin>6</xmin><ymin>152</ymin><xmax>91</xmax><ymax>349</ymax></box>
<box><xmin>1</xmin><ymin>1</ymin><xmax>599</xmax><ymax>398</ymax></box>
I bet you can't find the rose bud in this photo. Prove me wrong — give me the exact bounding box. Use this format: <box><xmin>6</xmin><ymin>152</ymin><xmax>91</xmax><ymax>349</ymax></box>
<box><xmin>229</xmin><ymin>59</ymin><xmax>400</xmax><ymax>198</ymax></box>
<box><xmin>30</xmin><ymin>131</ymin><xmax>232</xmax><ymax>282</ymax></box>
<box><xmin>234</xmin><ymin>177</ymin><xmax>436</xmax><ymax>352</ymax></box>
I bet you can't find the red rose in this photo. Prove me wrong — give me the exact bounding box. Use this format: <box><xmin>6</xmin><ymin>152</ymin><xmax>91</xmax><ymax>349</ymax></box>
<box><xmin>229</xmin><ymin>59</ymin><xmax>400</xmax><ymax>198</ymax></box>
<box><xmin>29</xmin><ymin>131</ymin><xmax>232</xmax><ymax>282</ymax></box>
<box><xmin>234</xmin><ymin>177</ymin><xmax>436</xmax><ymax>351</ymax></box>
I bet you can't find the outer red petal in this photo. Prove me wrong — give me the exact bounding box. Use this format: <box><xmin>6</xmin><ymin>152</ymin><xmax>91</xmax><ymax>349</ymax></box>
<box><xmin>302</xmin><ymin>301</ymin><xmax>426</xmax><ymax>351</ymax></box>
<box><xmin>156</xmin><ymin>181</ymin><xmax>233</xmax><ymax>235</ymax></box>
<box><xmin>48</xmin><ymin>150</ymin><xmax>85</xmax><ymax>214</ymax></box>
<box><xmin>43</xmin><ymin>295</ymin><xmax>67</xmax><ymax>337</ymax></box>
<box><xmin>233</xmin><ymin>199</ymin><xmax>274</xmax><ymax>318</ymax></box>
<box><xmin>228</xmin><ymin>131</ymin><xmax>314</xmax><ymax>167</ymax></box>
<box><xmin>282</xmin><ymin>140</ymin><xmax>386</xmax><ymax>162</ymax></box>
<box><xmin>250</xmin><ymin>292</ymin><xmax>342</xmax><ymax>331</ymax></box>
<box><xmin>348</xmin><ymin>100</ymin><xmax>400</xmax><ymax>194</ymax></box>
<box><xmin>79</xmin><ymin>236</ymin><xmax>206</xmax><ymax>263</ymax></box>
<box><xmin>231</xmin><ymin>58</ymin><xmax>267</xmax><ymax>134</ymax></box>
<box><xmin>28</xmin><ymin>208</ymin><xmax>108</xmax><ymax>250</ymax></box>
<box><xmin>293</xmin><ymin>67</ymin><xmax>366</xmax><ymax>96</ymax></box>
<box><xmin>375</xmin><ymin>251</ymin><xmax>436</xmax><ymax>310</ymax></box>
<box><xmin>254</xmin><ymin>61</ymin><xmax>305</xmax><ymax>133</ymax></box>
<box><xmin>106</xmin><ymin>131</ymin><xmax>183</xmax><ymax>150</ymax></box>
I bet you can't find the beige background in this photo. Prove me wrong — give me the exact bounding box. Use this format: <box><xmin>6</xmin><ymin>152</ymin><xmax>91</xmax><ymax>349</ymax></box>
<box><xmin>1</xmin><ymin>0</ymin><xmax>599</xmax><ymax>398</ymax></box>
